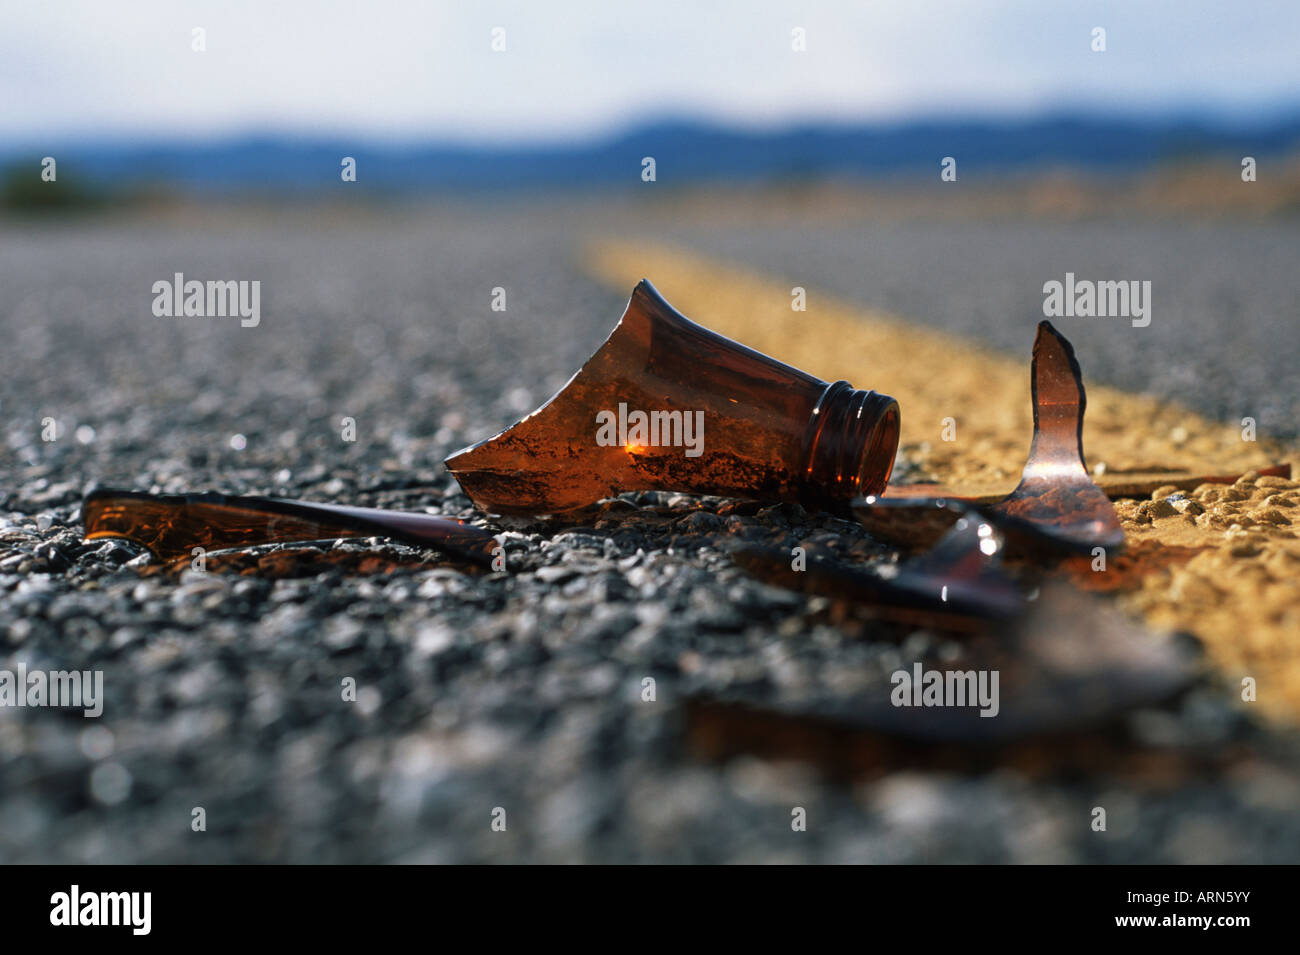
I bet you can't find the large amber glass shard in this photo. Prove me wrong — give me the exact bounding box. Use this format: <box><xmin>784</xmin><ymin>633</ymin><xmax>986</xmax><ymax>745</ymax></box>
<box><xmin>83</xmin><ymin>490</ymin><xmax>498</xmax><ymax>567</ymax></box>
<box><xmin>687</xmin><ymin>582</ymin><xmax>1196</xmax><ymax>756</ymax></box>
<box><xmin>732</xmin><ymin>516</ymin><xmax>1023</xmax><ymax>630</ymax></box>
<box><xmin>446</xmin><ymin>280</ymin><xmax>900</xmax><ymax>516</ymax></box>
<box><xmin>854</xmin><ymin>321</ymin><xmax>1124</xmax><ymax>556</ymax></box>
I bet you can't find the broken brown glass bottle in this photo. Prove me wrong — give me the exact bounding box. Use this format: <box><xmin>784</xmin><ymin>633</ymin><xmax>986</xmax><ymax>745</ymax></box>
<box><xmin>445</xmin><ymin>280</ymin><xmax>901</xmax><ymax>516</ymax></box>
<box><xmin>83</xmin><ymin>489</ymin><xmax>499</xmax><ymax>568</ymax></box>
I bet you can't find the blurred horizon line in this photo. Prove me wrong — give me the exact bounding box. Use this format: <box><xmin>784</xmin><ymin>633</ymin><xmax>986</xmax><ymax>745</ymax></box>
<box><xmin>9</xmin><ymin>102</ymin><xmax>1300</xmax><ymax>155</ymax></box>
<box><xmin>5</xmin><ymin>110</ymin><xmax>1300</xmax><ymax>201</ymax></box>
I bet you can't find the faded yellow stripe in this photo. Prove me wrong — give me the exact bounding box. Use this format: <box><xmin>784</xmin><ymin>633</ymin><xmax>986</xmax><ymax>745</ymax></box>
<box><xmin>585</xmin><ymin>239</ymin><xmax>1300</xmax><ymax>723</ymax></box>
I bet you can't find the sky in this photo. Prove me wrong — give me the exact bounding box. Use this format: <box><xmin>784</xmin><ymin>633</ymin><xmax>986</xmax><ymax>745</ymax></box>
<box><xmin>2</xmin><ymin>0</ymin><xmax>1299</xmax><ymax>147</ymax></box>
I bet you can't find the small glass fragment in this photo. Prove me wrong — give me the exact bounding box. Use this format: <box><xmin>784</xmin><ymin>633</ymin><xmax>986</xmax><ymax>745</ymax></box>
<box><xmin>446</xmin><ymin>280</ymin><xmax>900</xmax><ymax>516</ymax></box>
<box><xmin>82</xmin><ymin>489</ymin><xmax>498</xmax><ymax>568</ymax></box>
<box><xmin>732</xmin><ymin>516</ymin><xmax>1023</xmax><ymax>631</ymax></box>
<box><xmin>854</xmin><ymin>321</ymin><xmax>1124</xmax><ymax>556</ymax></box>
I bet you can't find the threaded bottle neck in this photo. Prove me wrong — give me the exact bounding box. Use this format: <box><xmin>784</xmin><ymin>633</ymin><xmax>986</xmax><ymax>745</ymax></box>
<box><xmin>798</xmin><ymin>381</ymin><xmax>900</xmax><ymax>514</ymax></box>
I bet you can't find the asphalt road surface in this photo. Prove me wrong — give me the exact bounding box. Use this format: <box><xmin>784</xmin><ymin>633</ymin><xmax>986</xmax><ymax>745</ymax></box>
<box><xmin>2</xmin><ymin>203</ymin><xmax>1298</xmax><ymax>862</ymax></box>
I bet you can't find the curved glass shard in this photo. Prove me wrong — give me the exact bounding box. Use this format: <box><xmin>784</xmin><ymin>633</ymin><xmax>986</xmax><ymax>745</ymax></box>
<box><xmin>992</xmin><ymin>321</ymin><xmax>1124</xmax><ymax>552</ymax></box>
<box><xmin>854</xmin><ymin>321</ymin><xmax>1124</xmax><ymax>556</ymax></box>
<box><xmin>732</xmin><ymin>516</ymin><xmax>1023</xmax><ymax>630</ymax></box>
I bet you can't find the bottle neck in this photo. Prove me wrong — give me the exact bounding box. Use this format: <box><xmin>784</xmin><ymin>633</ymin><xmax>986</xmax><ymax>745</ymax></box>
<box><xmin>799</xmin><ymin>381</ymin><xmax>900</xmax><ymax>514</ymax></box>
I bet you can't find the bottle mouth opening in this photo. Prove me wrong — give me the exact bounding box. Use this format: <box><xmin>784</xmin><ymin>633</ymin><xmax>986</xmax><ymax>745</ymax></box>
<box><xmin>800</xmin><ymin>383</ymin><xmax>900</xmax><ymax>513</ymax></box>
<box><xmin>855</xmin><ymin>398</ymin><xmax>900</xmax><ymax>499</ymax></box>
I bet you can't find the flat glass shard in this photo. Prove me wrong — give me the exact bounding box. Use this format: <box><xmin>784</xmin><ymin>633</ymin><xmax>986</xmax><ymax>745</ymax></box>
<box><xmin>853</xmin><ymin>321</ymin><xmax>1124</xmax><ymax>556</ymax></box>
<box><xmin>683</xmin><ymin>697</ymin><xmax>1239</xmax><ymax>781</ymax></box>
<box><xmin>879</xmin><ymin>462</ymin><xmax>1291</xmax><ymax>503</ymax></box>
<box><xmin>82</xmin><ymin>489</ymin><xmax>498</xmax><ymax>567</ymax></box>
<box><xmin>1084</xmin><ymin>462</ymin><xmax>1291</xmax><ymax>498</ymax></box>
<box><xmin>687</xmin><ymin>582</ymin><xmax>1196</xmax><ymax>757</ymax></box>
<box><xmin>848</xmin><ymin>496</ymin><xmax>974</xmax><ymax>550</ymax></box>
<box><xmin>445</xmin><ymin>280</ymin><xmax>900</xmax><ymax>517</ymax></box>
<box><xmin>830</xmin><ymin>582</ymin><xmax>1195</xmax><ymax>742</ymax></box>
<box><xmin>731</xmin><ymin>516</ymin><xmax>1023</xmax><ymax>630</ymax></box>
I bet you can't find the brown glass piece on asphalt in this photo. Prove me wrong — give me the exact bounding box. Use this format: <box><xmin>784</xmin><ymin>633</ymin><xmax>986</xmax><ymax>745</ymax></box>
<box><xmin>685</xmin><ymin>582</ymin><xmax>1198</xmax><ymax>763</ymax></box>
<box><xmin>83</xmin><ymin>490</ymin><xmax>498</xmax><ymax>568</ymax></box>
<box><xmin>731</xmin><ymin>515</ymin><xmax>1023</xmax><ymax>631</ymax></box>
<box><xmin>445</xmin><ymin>280</ymin><xmax>901</xmax><ymax>517</ymax></box>
<box><xmin>854</xmin><ymin>321</ymin><xmax>1124</xmax><ymax>556</ymax></box>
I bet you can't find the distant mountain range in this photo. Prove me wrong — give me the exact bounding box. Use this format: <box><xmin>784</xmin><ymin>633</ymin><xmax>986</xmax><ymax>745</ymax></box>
<box><xmin>7</xmin><ymin>115</ymin><xmax>1300</xmax><ymax>194</ymax></box>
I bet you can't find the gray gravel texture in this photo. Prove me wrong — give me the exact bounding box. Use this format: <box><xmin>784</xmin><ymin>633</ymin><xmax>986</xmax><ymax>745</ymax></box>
<box><xmin>2</xmin><ymin>205</ymin><xmax>1298</xmax><ymax>863</ymax></box>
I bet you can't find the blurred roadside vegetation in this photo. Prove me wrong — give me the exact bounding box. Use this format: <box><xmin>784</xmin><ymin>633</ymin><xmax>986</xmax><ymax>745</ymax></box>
<box><xmin>0</xmin><ymin>161</ymin><xmax>117</xmax><ymax>215</ymax></box>
<box><xmin>4</xmin><ymin>153</ymin><xmax>1299</xmax><ymax>220</ymax></box>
